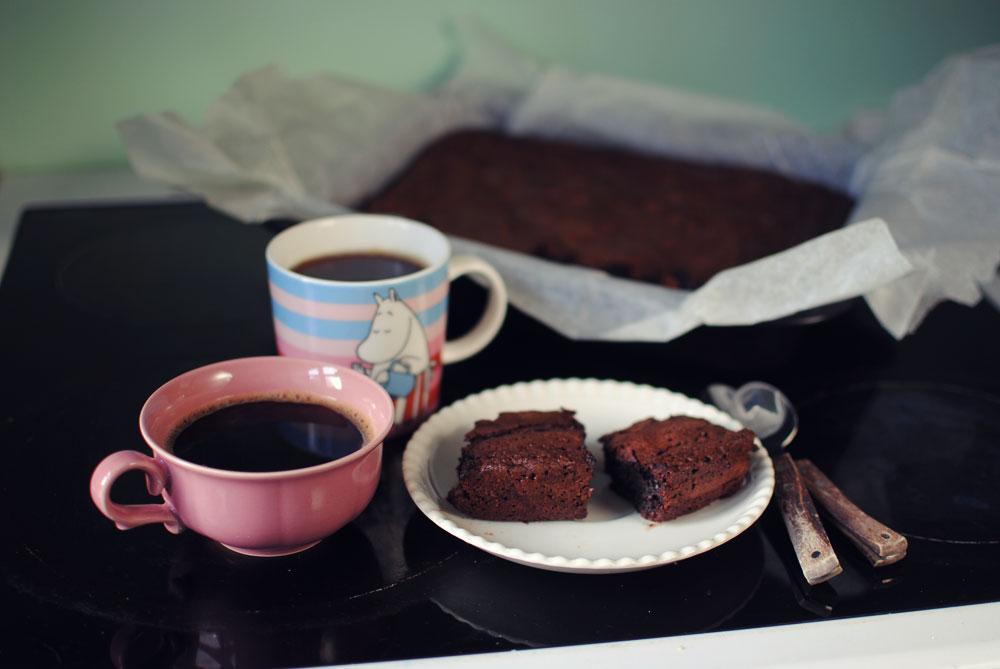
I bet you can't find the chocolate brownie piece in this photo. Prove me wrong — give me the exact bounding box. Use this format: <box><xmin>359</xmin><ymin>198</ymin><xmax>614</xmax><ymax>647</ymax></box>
<box><xmin>600</xmin><ymin>416</ymin><xmax>757</xmax><ymax>522</ymax></box>
<box><xmin>447</xmin><ymin>409</ymin><xmax>596</xmax><ymax>521</ymax></box>
<box><xmin>463</xmin><ymin>408</ymin><xmax>584</xmax><ymax>441</ymax></box>
<box><xmin>360</xmin><ymin>130</ymin><xmax>855</xmax><ymax>289</ymax></box>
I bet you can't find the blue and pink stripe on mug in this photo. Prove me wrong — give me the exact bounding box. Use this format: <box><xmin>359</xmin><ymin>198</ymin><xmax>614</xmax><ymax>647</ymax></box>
<box><xmin>265</xmin><ymin>215</ymin><xmax>507</xmax><ymax>434</ymax></box>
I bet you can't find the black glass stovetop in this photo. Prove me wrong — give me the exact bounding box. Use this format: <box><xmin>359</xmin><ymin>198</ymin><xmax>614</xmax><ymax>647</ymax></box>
<box><xmin>2</xmin><ymin>202</ymin><xmax>999</xmax><ymax>668</ymax></box>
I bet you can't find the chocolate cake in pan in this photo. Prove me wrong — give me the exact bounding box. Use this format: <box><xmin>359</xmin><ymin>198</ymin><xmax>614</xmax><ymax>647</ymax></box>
<box><xmin>360</xmin><ymin>130</ymin><xmax>856</xmax><ymax>290</ymax></box>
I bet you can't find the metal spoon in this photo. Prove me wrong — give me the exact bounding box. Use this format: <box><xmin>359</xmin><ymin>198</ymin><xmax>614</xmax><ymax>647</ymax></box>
<box><xmin>708</xmin><ymin>381</ymin><xmax>842</xmax><ymax>585</ymax></box>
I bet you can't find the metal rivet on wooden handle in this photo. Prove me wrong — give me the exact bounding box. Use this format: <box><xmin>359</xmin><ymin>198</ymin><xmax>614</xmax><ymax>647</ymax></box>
<box><xmin>773</xmin><ymin>452</ymin><xmax>843</xmax><ymax>585</ymax></box>
<box><xmin>796</xmin><ymin>458</ymin><xmax>908</xmax><ymax>567</ymax></box>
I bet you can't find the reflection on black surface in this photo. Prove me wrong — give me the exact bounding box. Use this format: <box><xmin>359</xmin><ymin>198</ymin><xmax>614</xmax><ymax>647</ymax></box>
<box><xmin>165</xmin><ymin>528</ymin><xmax>385</xmax><ymax>621</ymax></box>
<box><xmin>352</xmin><ymin>437</ymin><xmax>463</xmax><ymax>584</ymax></box>
<box><xmin>757</xmin><ymin>505</ymin><xmax>839</xmax><ymax>616</ymax></box>
<box><xmin>109</xmin><ymin>591</ymin><xmax>519</xmax><ymax>668</ymax></box>
<box><xmin>111</xmin><ymin>623</ymin><xmax>344</xmax><ymax>669</ymax></box>
<box><xmin>104</xmin><ymin>529</ymin><xmax>384</xmax><ymax>668</ymax></box>
<box><xmin>404</xmin><ymin>510</ymin><xmax>765</xmax><ymax>647</ymax></box>
<box><xmin>796</xmin><ymin>382</ymin><xmax>1000</xmax><ymax>544</ymax></box>
<box><xmin>55</xmin><ymin>223</ymin><xmax>267</xmax><ymax>326</ymax></box>
<box><xmin>5</xmin><ymin>203</ymin><xmax>1000</xmax><ymax>667</ymax></box>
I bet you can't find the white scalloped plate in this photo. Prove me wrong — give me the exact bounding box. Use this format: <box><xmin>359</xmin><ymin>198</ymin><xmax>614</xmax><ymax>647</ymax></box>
<box><xmin>402</xmin><ymin>379</ymin><xmax>775</xmax><ymax>573</ymax></box>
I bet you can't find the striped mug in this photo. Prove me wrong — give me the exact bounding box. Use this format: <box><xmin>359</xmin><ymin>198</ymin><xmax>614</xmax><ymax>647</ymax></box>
<box><xmin>266</xmin><ymin>215</ymin><xmax>507</xmax><ymax>434</ymax></box>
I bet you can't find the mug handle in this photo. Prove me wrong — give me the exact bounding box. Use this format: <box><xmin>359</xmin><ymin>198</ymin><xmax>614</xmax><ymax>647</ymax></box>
<box><xmin>442</xmin><ymin>254</ymin><xmax>508</xmax><ymax>365</ymax></box>
<box><xmin>90</xmin><ymin>450</ymin><xmax>183</xmax><ymax>534</ymax></box>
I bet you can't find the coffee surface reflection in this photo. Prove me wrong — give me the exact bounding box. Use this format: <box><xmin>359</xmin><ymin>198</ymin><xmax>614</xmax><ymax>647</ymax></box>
<box><xmin>292</xmin><ymin>251</ymin><xmax>424</xmax><ymax>281</ymax></box>
<box><xmin>169</xmin><ymin>399</ymin><xmax>365</xmax><ymax>472</ymax></box>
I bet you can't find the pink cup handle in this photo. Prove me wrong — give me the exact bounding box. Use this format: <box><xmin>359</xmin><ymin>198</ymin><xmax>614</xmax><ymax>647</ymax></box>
<box><xmin>90</xmin><ymin>450</ymin><xmax>183</xmax><ymax>534</ymax></box>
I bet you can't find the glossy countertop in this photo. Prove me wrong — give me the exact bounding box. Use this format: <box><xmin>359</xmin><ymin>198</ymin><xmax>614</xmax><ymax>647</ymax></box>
<box><xmin>2</xmin><ymin>172</ymin><xmax>999</xmax><ymax>668</ymax></box>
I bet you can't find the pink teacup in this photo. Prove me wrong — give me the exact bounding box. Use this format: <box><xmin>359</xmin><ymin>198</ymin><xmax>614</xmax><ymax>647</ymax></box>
<box><xmin>90</xmin><ymin>357</ymin><xmax>394</xmax><ymax>557</ymax></box>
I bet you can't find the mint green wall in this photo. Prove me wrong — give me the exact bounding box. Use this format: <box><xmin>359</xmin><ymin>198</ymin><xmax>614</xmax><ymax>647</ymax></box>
<box><xmin>1</xmin><ymin>0</ymin><xmax>998</xmax><ymax>174</ymax></box>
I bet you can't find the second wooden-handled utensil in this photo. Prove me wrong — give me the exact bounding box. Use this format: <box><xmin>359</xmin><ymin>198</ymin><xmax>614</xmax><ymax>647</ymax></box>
<box><xmin>795</xmin><ymin>459</ymin><xmax>908</xmax><ymax>567</ymax></box>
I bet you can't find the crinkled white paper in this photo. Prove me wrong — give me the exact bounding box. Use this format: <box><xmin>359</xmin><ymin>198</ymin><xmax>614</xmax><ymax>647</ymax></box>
<box><xmin>845</xmin><ymin>45</ymin><xmax>1000</xmax><ymax>337</ymax></box>
<box><xmin>118</xmin><ymin>66</ymin><xmax>490</xmax><ymax>222</ymax></box>
<box><xmin>118</xmin><ymin>19</ymin><xmax>1000</xmax><ymax>342</ymax></box>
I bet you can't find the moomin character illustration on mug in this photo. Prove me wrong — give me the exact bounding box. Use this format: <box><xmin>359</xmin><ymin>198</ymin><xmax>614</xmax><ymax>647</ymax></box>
<box><xmin>353</xmin><ymin>289</ymin><xmax>434</xmax><ymax>405</ymax></box>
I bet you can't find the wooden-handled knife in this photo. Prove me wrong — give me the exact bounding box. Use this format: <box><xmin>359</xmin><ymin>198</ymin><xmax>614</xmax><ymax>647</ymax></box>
<box><xmin>773</xmin><ymin>453</ymin><xmax>844</xmax><ymax>584</ymax></box>
<box><xmin>796</xmin><ymin>458</ymin><xmax>909</xmax><ymax>567</ymax></box>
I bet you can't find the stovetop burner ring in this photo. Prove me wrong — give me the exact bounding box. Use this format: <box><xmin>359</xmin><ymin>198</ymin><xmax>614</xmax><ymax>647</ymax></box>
<box><xmin>796</xmin><ymin>381</ymin><xmax>1000</xmax><ymax>546</ymax></box>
